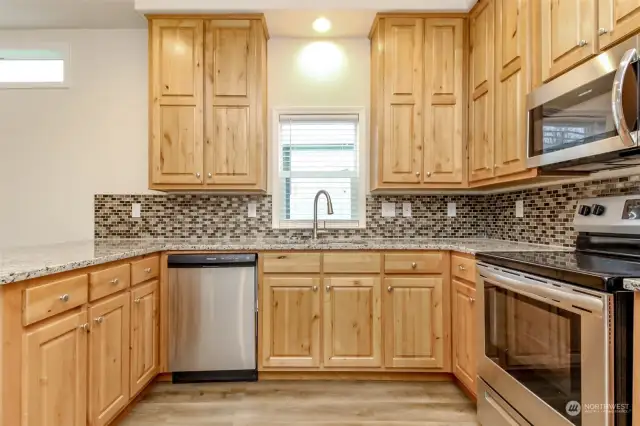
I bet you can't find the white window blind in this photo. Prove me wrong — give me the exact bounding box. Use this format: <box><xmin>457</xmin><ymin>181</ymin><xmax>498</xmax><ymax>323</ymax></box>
<box><xmin>0</xmin><ymin>46</ymin><xmax>68</xmax><ymax>88</ymax></box>
<box><xmin>273</xmin><ymin>112</ymin><xmax>365</xmax><ymax>229</ymax></box>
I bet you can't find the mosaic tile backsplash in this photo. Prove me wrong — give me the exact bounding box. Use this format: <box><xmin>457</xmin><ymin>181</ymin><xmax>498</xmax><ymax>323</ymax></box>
<box><xmin>94</xmin><ymin>174</ymin><xmax>640</xmax><ymax>247</ymax></box>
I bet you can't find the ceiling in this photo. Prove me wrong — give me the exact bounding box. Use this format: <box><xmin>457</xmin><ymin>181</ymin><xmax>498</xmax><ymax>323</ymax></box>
<box><xmin>0</xmin><ymin>0</ymin><xmax>478</xmax><ymax>36</ymax></box>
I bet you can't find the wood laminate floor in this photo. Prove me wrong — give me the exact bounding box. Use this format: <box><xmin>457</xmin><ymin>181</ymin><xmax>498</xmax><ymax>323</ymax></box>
<box><xmin>120</xmin><ymin>381</ymin><xmax>479</xmax><ymax>426</ymax></box>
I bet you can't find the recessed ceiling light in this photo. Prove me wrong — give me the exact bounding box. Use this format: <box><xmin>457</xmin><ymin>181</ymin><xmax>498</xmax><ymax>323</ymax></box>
<box><xmin>312</xmin><ymin>17</ymin><xmax>332</xmax><ymax>33</ymax></box>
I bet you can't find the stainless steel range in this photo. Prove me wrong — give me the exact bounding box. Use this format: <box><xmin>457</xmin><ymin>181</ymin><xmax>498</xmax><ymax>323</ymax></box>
<box><xmin>476</xmin><ymin>195</ymin><xmax>638</xmax><ymax>426</ymax></box>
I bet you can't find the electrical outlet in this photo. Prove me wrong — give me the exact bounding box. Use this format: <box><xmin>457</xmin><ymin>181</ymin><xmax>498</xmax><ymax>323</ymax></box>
<box><xmin>402</xmin><ymin>202</ymin><xmax>412</xmax><ymax>217</ymax></box>
<box><xmin>447</xmin><ymin>202</ymin><xmax>457</xmax><ymax>217</ymax></box>
<box><xmin>516</xmin><ymin>200</ymin><xmax>524</xmax><ymax>218</ymax></box>
<box><xmin>382</xmin><ymin>202</ymin><xmax>396</xmax><ymax>217</ymax></box>
<box><xmin>248</xmin><ymin>202</ymin><xmax>257</xmax><ymax>218</ymax></box>
<box><xmin>131</xmin><ymin>203</ymin><xmax>141</xmax><ymax>218</ymax></box>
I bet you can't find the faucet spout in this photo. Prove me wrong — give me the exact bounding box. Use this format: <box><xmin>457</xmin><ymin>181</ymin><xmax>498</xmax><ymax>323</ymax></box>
<box><xmin>313</xmin><ymin>190</ymin><xmax>334</xmax><ymax>239</ymax></box>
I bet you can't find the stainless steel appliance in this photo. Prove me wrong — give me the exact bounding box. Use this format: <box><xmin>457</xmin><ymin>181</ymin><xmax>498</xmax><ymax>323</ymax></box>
<box><xmin>167</xmin><ymin>254</ymin><xmax>257</xmax><ymax>382</ymax></box>
<box><xmin>476</xmin><ymin>195</ymin><xmax>639</xmax><ymax>426</ymax></box>
<box><xmin>527</xmin><ymin>36</ymin><xmax>640</xmax><ymax>172</ymax></box>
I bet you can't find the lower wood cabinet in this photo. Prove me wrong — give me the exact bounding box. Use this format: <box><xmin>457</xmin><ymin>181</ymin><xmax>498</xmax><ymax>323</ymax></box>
<box><xmin>261</xmin><ymin>276</ymin><xmax>321</xmax><ymax>368</ymax></box>
<box><xmin>89</xmin><ymin>293</ymin><xmax>131</xmax><ymax>426</ymax></box>
<box><xmin>384</xmin><ymin>277</ymin><xmax>446</xmax><ymax>369</ymax></box>
<box><xmin>130</xmin><ymin>280</ymin><xmax>159</xmax><ymax>396</ymax></box>
<box><xmin>323</xmin><ymin>276</ymin><xmax>382</xmax><ymax>368</ymax></box>
<box><xmin>22</xmin><ymin>310</ymin><xmax>89</xmax><ymax>426</ymax></box>
<box><xmin>452</xmin><ymin>279</ymin><xmax>477</xmax><ymax>395</ymax></box>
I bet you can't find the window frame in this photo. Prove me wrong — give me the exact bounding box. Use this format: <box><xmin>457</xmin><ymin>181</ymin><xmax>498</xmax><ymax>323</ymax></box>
<box><xmin>270</xmin><ymin>106</ymin><xmax>368</xmax><ymax>230</ymax></box>
<box><xmin>0</xmin><ymin>42</ymin><xmax>70</xmax><ymax>89</ymax></box>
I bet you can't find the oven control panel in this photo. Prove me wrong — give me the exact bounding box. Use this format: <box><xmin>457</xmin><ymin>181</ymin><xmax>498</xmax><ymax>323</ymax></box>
<box><xmin>574</xmin><ymin>196</ymin><xmax>640</xmax><ymax>234</ymax></box>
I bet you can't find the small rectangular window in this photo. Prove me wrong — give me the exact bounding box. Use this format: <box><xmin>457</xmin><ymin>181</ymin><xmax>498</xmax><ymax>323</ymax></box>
<box><xmin>272</xmin><ymin>109</ymin><xmax>367</xmax><ymax>229</ymax></box>
<box><xmin>0</xmin><ymin>45</ymin><xmax>68</xmax><ymax>88</ymax></box>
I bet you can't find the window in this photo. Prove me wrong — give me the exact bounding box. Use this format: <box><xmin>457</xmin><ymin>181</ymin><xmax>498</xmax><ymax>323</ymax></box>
<box><xmin>272</xmin><ymin>108</ymin><xmax>366</xmax><ymax>229</ymax></box>
<box><xmin>0</xmin><ymin>45</ymin><xmax>69</xmax><ymax>88</ymax></box>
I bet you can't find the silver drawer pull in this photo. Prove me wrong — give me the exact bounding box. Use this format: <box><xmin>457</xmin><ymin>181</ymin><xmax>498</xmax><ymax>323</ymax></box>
<box><xmin>134</xmin><ymin>298</ymin><xmax>142</xmax><ymax>304</ymax></box>
<box><xmin>312</xmin><ymin>286</ymin><xmax>318</xmax><ymax>292</ymax></box>
<box><xmin>469</xmin><ymin>297</ymin><xmax>476</xmax><ymax>303</ymax></box>
<box><xmin>387</xmin><ymin>286</ymin><xmax>393</xmax><ymax>292</ymax></box>
<box><xmin>411</xmin><ymin>262</ymin><xmax>417</xmax><ymax>269</ymax></box>
<box><xmin>94</xmin><ymin>316</ymin><xmax>104</xmax><ymax>324</ymax></box>
<box><xmin>79</xmin><ymin>323</ymin><xmax>89</xmax><ymax>332</ymax></box>
<box><xmin>325</xmin><ymin>285</ymin><xmax>331</xmax><ymax>292</ymax></box>
<box><xmin>59</xmin><ymin>294</ymin><xmax>70</xmax><ymax>302</ymax></box>
<box><xmin>144</xmin><ymin>268</ymin><xmax>152</xmax><ymax>273</ymax></box>
<box><xmin>458</xmin><ymin>264</ymin><xmax>466</xmax><ymax>271</ymax></box>
<box><xmin>110</xmin><ymin>278</ymin><xmax>119</xmax><ymax>284</ymax></box>
<box><xmin>578</xmin><ymin>39</ymin><xmax>588</xmax><ymax>47</ymax></box>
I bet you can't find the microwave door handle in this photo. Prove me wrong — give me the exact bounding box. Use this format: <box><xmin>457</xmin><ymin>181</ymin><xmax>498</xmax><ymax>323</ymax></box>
<box><xmin>612</xmin><ymin>47</ymin><xmax>638</xmax><ymax>147</ymax></box>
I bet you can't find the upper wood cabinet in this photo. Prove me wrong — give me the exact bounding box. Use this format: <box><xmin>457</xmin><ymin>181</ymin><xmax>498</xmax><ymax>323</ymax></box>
<box><xmin>599</xmin><ymin>0</ymin><xmax>640</xmax><ymax>49</ymax></box>
<box><xmin>149</xmin><ymin>16</ymin><xmax>268</xmax><ymax>192</ymax></box>
<box><xmin>469</xmin><ymin>0</ymin><xmax>495</xmax><ymax>183</ymax></box>
<box><xmin>370</xmin><ymin>16</ymin><xmax>466</xmax><ymax>190</ymax></box>
<box><xmin>22</xmin><ymin>311</ymin><xmax>88</xmax><ymax>426</ymax></box>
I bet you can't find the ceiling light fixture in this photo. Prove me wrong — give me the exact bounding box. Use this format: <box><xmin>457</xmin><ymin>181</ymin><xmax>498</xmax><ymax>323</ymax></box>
<box><xmin>312</xmin><ymin>17</ymin><xmax>332</xmax><ymax>33</ymax></box>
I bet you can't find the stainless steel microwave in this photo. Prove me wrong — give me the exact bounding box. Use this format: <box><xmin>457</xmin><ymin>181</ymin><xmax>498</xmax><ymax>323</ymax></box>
<box><xmin>527</xmin><ymin>36</ymin><xmax>640</xmax><ymax>172</ymax></box>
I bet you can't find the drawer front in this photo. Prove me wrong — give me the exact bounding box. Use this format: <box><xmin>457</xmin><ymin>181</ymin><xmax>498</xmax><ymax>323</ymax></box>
<box><xmin>384</xmin><ymin>252</ymin><xmax>446</xmax><ymax>274</ymax></box>
<box><xmin>262</xmin><ymin>253</ymin><xmax>321</xmax><ymax>274</ymax></box>
<box><xmin>324</xmin><ymin>253</ymin><xmax>380</xmax><ymax>274</ymax></box>
<box><xmin>131</xmin><ymin>256</ymin><xmax>160</xmax><ymax>285</ymax></box>
<box><xmin>452</xmin><ymin>254</ymin><xmax>476</xmax><ymax>283</ymax></box>
<box><xmin>89</xmin><ymin>263</ymin><xmax>131</xmax><ymax>301</ymax></box>
<box><xmin>24</xmin><ymin>274</ymin><xmax>89</xmax><ymax>325</ymax></box>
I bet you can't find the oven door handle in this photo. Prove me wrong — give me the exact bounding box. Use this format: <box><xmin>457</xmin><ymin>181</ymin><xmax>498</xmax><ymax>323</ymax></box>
<box><xmin>478</xmin><ymin>267</ymin><xmax>604</xmax><ymax>314</ymax></box>
<box><xmin>612</xmin><ymin>47</ymin><xmax>638</xmax><ymax>147</ymax></box>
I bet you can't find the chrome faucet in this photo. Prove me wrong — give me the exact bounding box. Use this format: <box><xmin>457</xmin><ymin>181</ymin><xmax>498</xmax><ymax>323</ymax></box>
<box><xmin>313</xmin><ymin>190</ymin><xmax>334</xmax><ymax>239</ymax></box>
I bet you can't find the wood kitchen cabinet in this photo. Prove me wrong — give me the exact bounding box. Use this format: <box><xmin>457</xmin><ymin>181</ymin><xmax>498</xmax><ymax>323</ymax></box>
<box><xmin>370</xmin><ymin>16</ymin><xmax>466</xmax><ymax>190</ymax></box>
<box><xmin>452</xmin><ymin>279</ymin><xmax>477</xmax><ymax>396</ymax></box>
<box><xmin>130</xmin><ymin>280</ymin><xmax>159</xmax><ymax>397</ymax></box>
<box><xmin>323</xmin><ymin>276</ymin><xmax>382</xmax><ymax>368</ymax></box>
<box><xmin>22</xmin><ymin>311</ymin><xmax>88</xmax><ymax>426</ymax></box>
<box><xmin>89</xmin><ymin>293</ymin><xmax>131</xmax><ymax>426</ymax></box>
<box><xmin>599</xmin><ymin>0</ymin><xmax>640</xmax><ymax>49</ymax></box>
<box><xmin>384</xmin><ymin>277</ymin><xmax>447</xmax><ymax>369</ymax></box>
<box><xmin>261</xmin><ymin>276</ymin><xmax>322</xmax><ymax>368</ymax></box>
<box><xmin>149</xmin><ymin>16</ymin><xmax>268</xmax><ymax>192</ymax></box>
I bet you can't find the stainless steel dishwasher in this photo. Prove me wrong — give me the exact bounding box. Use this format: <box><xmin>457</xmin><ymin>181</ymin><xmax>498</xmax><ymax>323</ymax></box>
<box><xmin>167</xmin><ymin>254</ymin><xmax>257</xmax><ymax>382</ymax></box>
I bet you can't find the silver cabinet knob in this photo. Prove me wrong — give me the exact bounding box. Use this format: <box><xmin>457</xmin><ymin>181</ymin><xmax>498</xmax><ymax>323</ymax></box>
<box><xmin>196</xmin><ymin>172</ymin><xmax>201</xmax><ymax>178</ymax></box>
<box><xmin>79</xmin><ymin>323</ymin><xmax>89</xmax><ymax>332</ymax></box>
<box><xmin>144</xmin><ymin>268</ymin><xmax>152</xmax><ymax>273</ymax></box>
<box><xmin>599</xmin><ymin>28</ymin><xmax>608</xmax><ymax>35</ymax></box>
<box><xmin>59</xmin><ymin>294</ymin><xmax>69</xmax><ymax>302</ymax></box>
<box><xmin>426</xmin><ymin>171</ymin><xmax>431</xmax><ymax>177</ymax></box>
<box><xmin>325</xmin><ymin>285</ymin><xmax>331</xmax><ymax>292</ymax></box>
<box><xmin>415</xmin><ymin>172</ymin><xmax>421</xmax><ymax>177</ymax></box>
<box><xmin>387</xmin><ymin>286</ymin><xmax>393</xmax><ymax>292</ymax></box>
<box><xmin>458</xmin><ymin>264</ymin><xmax>466</xmax><ymax>271</ymax></box>
<box><xmin>469</xmin><ymin>297</ymin><xmax>476</xmax><ymax>303</ymax></box>
<box><xmin>578</xmin><ymin>40</ymin><xmax>588</xmax><ymax>47</ymax></box>
<box><xmin>94</xmin><ymin>316</ymin><xmax>104</xmax><ymax>324</ymax></box>
<box><xmin>411</xmin><ymin>262</ymin><xmax>417</xmax><ymax>269</ymax></box>
<box><xmin>110</xmin><ymin>278</ymin><xmax>119</xmax><ymax>284</ymax></box>
<box><xmin>208</xmin><ymin>173</ymin><xmax>212</xmax><ymax>178</ymax></box>
<box><xmin>134</xmin><ymin>298</ymin><xmax>141</xmax><ymax>304</ymax></box>
<box><xmin>312</xmin><ymin>285</ymin><xmax>318</xmax><ymax>292</ymax></box>
<box><xmin>494</xmin><ymin>164</ymin><xmax>498</xmax><ymax>168</ymax></box>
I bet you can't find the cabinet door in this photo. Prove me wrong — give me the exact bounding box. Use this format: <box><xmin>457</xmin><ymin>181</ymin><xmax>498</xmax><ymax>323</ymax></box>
<box><xmin>452</xmin><ymin>280</ymin><xmax>477</xmax><ymax>395</ymax></box>
<box><xmin>384</xmin><ymin>277</ymin><xmax>446</xmax><ymax>369</ymax></box>
<box><xmin>150</xmin><ymin>19</ymin><xmax>204</xmax><ymax>185</ymax></box>
<box><xmin>89</xmin><ymin>293</ymin><xmax>130</xmax><ymax>426</ymax></box>
<box><xmin>22</xmin><ymin>311</ymin><xmax>88</xmax><ymax>426</ymax></box>
<box><xmin>599</xmin><ymin>0</ymin><xmax>640</xmax><ymax>49</ymax></box>
<box><xmin>382</xmin><ymin>18</ymin><xmax>424</xmax><ymax>184</ymax></box>
<box><xmin>541</xmin><ymin>0</ymin><xmax>598</xmax><ymax>81</ymax></box>
<box><xmin>130</xmin><ymin>280</ymin><xmax>159</xmax><ymax>397</ymax></box>
<box><xmin>261</xmin><ymin>276</ymin><xmax>321</xmax><ymax>368</ymax></box>
<box><xmin>323</xmin><ymin>277</ymin><xmax>382</xmax><ymax>367</ymax></box>
<box><xmin>205</xmin><ymin>20</ymin><xmax>265</xmax><ymax>188</ymax></box>
<box><xmin>423</xmin><ymin>19</ymin><xmax>465</xmax><ymax>184</ymax></box>
<box><xmin>495</xmin><ymin>0</ymin><xmax>529</xmax><ymax>177</ymax></box>
<box><xmin>469</xmin><ymin>0</ymin><xmax>495</xmax><ymax>182</ymax></box>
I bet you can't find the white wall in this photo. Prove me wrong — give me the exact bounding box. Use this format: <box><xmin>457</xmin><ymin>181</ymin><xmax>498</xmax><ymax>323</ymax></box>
<box><xmin>0</xmin><ymin>29</ymin><xmax>149</xmax><ymax>248</ymax></box>
<box><xmin>0</xmin><ymin>32</ymin><xmax>371</xmax><ymax>248</ymax></box>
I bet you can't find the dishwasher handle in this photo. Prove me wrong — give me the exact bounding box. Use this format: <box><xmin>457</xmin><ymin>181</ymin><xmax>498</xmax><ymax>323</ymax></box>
<box><xmin>168</xmin><ymin>253</ymin><xmax>257</xmax><ymax>268</ymax></box>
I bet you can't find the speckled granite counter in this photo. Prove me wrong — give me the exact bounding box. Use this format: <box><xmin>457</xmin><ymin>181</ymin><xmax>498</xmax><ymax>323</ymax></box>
<box><xmin>624</xmin><ymin>278</ymin><xmax>640</xmax><ymax>291</ymax></box>
<box><xmin>0</xmin><ymin>238</ymin><xmax>570</xmax><ymax>285</ymax></box>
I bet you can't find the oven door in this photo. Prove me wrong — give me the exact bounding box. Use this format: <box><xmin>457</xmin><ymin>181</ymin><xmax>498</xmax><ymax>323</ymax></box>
<box><xmin>527</xmin><ymin>36</ymin><xmax>639</xmax><ymax>170</ymax></box>
<box><xmin>477</xmin><ymin>263</ymin><xmax>613</xmax><ymax>426</ymax></box>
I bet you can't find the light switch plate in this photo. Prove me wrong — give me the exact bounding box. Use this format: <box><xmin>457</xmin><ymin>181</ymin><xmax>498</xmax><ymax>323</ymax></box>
<box><xmin>447</xmin><ymin>202</ymin><xmax>457</xmax><ymax>217</ymax></box>
<box><xmin>516</xmin><ymin>200</ymin><xmax>524</xmax><ymax>218</ymax></box>
<box><xmin>131</xmin><ymin>203</ymin><xmax>141</xmax><ymax>218</ymax></box>
<box><xmin>382</xmin><ymin>202</ymin><xmax>396</xmax><ymax>217</ymax></box>
<box><xmin>248</xmin><ymin>202</ymin><xmax>257</xmax><ymax>218</ymax></box>
<box><xmin>402</xmin><ymin>202</ymin><xmax>412</xmax><ymax>217</ymax></box>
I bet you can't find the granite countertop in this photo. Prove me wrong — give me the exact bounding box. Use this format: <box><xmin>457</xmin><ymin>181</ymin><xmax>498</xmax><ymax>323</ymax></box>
<box><xmin>624</xmin><ymin>278</ymin><xmax>640</xmax><ymax>291</ymax></box>
<box><xmin>0</xmin><ymin>238</ymin><xmax>570</xmax><ymax>285</ymax></box>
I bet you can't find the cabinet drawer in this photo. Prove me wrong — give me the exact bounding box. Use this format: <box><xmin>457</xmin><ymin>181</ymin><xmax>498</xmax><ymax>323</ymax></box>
<box><xmin>262</xmin><ymin>253</ymin><xmax>321</xmax><ymax>274</ymax></box>
<box><xmin>89</xmin><ymin>263</ymin><xmax>131</xmax><ymax>301</ymax></box>
<box><xmin>452</xmin><ymin>254</ymin><xmax>476</xmax><ymax>283</ymax></box>
<box><xmin>131</xmin><ymin>256</ymin><xmax>160</xmax><ymax>285</ymax></box>
<box><xmin>23</xmin><ymin>274</ymin><xmax>89</xmax><ymax>325</ymax></box>
<box><xmin>324</xmin><ymin>253</ymin><xmax>380</xmax><ymax>274</ymax></box>
<box><xmin>384</xmin><ymin>252</ymin><xmax>446</xmax><ymax>274</ymax></box>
